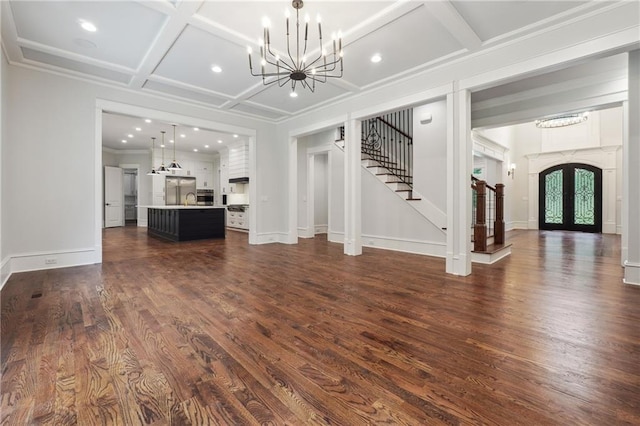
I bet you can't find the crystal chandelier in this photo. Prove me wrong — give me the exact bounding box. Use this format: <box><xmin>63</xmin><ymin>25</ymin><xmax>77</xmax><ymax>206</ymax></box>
<box><xmin>247</xmin><ymin>0</ymin><xmax>343</xmax><ymax>96</ymax></box>
<box><xmin>535</xmin><ymin>112</ymin><xmax>588</xmax><ymax>128</ymax></box>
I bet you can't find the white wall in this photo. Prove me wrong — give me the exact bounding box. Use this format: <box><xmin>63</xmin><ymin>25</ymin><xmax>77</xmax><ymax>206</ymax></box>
<box><xmin>1</xmin><ymin>28</ymin><xmax>8</xmax><ymax>286</ymax></box>
<box><xmin>503</xmin><ymin>107</ymin><xmax>623</xmax><ymax>232</ymax></box>
<box><xmin>3</xmin><ymin>64</ymin><xmax>279</xmax><ymax>273</ymax></box>
<box><xmin>413</xmin><ymin>100</ymin><xmax>447</xmax><ymax>212</ymax></box>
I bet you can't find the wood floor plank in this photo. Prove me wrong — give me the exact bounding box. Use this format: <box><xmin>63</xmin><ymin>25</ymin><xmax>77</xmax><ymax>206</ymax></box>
<box><xmin>2</xmin><ymin>227</ymin><xmax>639</xmax><ymax>424</ymax></box>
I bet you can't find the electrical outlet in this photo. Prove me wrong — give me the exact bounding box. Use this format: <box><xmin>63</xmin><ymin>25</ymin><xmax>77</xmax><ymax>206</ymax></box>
<box><xmin>45</xmin><ymin>257</ymin><xmax>57</xmax><ymax>265</ymax></box>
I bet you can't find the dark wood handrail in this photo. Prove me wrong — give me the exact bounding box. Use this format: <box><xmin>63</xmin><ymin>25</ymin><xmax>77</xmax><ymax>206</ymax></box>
<box><xmin>471</xmin><ymin>175</ymin><xmax>496</xmax><ymax>192</ymax></box>
<box><xmin>376</xmin><ymin>117</ymin><xmax>412</xmax><ymax>141</ymax></box>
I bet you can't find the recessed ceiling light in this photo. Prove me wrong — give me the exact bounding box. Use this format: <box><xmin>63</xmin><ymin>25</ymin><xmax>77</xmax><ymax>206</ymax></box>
<box><xmin>145</xmin><ymin>119</ymin><xmax>152</xmax><ymax>123</ymax></box>
<box><xmin>233</xmin><ymin>134</ymin><xmax>238</xmax><ymax>138</ymax></box>
<box><xmin>80</xmin><ymin>20</ymin><xmax>97</xmax><ymax>32</ymax></box>
<box><xmin>169</xmin><ymin>139</ymin><xmax>174</xmax><ymax>143</ymax></box>
<box><xmin>193</xmin><ymin>148</ymin><xmax>198</xmax><ymax>152</ymax></box>
<box><xmin>211</xmin><ymin>66</ymin><xmax>222</xmax><ymax>73</ymax></box>
<box><xmin>290</xmin><ymin>91</ymin><xmax>298</xmax><ymax>98</ymax></box>
<box><xmin>135</xmin><ymin>127</ymin><xmax>142</xmax><ymax>131</ymax></box>
<box><xmin>121</xmin><ymin>139</ymin><xmax>127</xmax><ymax>143</ymax></box>
<box><xmin>193</xmin><ymin>127</ymin><xmax>199</xmax><ymax>131</ymax></box>
<box><xmin>218</xmin><ymin>140</ymin><xmax>222</xmax><ymax>144</ymax></box>
<box><xmin>180</xmin><ymin>134</ymin><xmax>186</xmax><ymax>138</ymax></box>
<box><xmin>204</xmin><ymin>145</ymin><xmax>209</xmax><ymax>148</ymax></box>
<box><xmin>160</xmin><ymin>144</ymin><xmax>165</xmax><ymax>148</ymax></box>
<box><xmin>371</xmin><ymin>53</ymin><xmax>382</xmax><ymax>63</ymax></box>
<box><xmin>127</xmin><ymin>134</ymin><xmax>134</xmax><ymax>138</ymax></box>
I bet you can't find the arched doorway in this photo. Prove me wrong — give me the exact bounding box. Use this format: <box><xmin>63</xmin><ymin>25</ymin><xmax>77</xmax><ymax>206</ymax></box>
<box><xmin>539</xmin><ymin>163</ymin><xmax>602</xmax><ymax>233</ymax></box>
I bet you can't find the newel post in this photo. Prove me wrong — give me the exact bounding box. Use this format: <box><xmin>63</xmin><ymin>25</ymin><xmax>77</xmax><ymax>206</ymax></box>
<box><xmin>495</xmin><ymin>183</ymin><xmax>505</xmax><ymax>245</ymax></box>
<box><xmin>474</xmin><ymin>180</ymin><xmax>487</xmax><ymax>252</ymax></box>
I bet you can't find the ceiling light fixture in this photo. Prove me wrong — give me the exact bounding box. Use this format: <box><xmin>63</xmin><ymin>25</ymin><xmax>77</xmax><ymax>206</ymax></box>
<box><xmin>233</xmin><ymin>134</ymin><xmax>238</xmax><ymax>138</ymax></box>
<box><xmin>147</xmin><ymin>137</ymin><xmax>159</xmax><ymax>175</ymax></box>
<box><xmin>157</xmin><ymin>131</ymin><xmax>169</xmax><ymax>174</ymax></box>
<box><xmin>247</xmin><ymin>0</ymin><xmax>343</xmax><ymax>96</ymax></box>
<box><xmin>135</xmin><ymin>127</ymin><xmax>142</xmax><ymax>131</ymax></box>
<box><xmin>194</xmin><ymin>127</ymin><xmax>199</xmax><ymax>131</ymax></box>
<box><xmin>218</xmin><ymin>140</ymin><xmax>223</xmax><ymax>144</ymax></box>
<box><xmin>121</xmin><ymin>139</ymin><xmax>127</xmax><ymax>143</ymax></box>
<box><xmin>211</xmin><ymin>66</ymin><xmax>222</xmax><ymax>73</ymax></box>
<box><xmin>193</xmin><ymin>149</ymin><xmax>198</xmax><ymax>152</ymax></box>
<box><xmin>371</xmin><ymin>53</ymin><xmax>382</xmax><ymax>63</ymax></box>
<box><xmin>127</xmin><ymin>134</ymin><xmax>134</xmax><ymax>138</ymax></box>
<box><xmin>535</xmin><ymin>112</ymin><xmax>588</xmax><ymax>128</ymax></box>
<box><xmin>205</xmin><ymin>145</ymin><xmax>209</xmax><ymax>148</ymax></box>
<box><xmin>168</xmin><ymin>125</ymin><xmax>182</xmax><ymax>170</ymax></box>
<box><xmin>145</xmin><ymin>119</ymin><xmax>152</xmax><ymax>123</ymax></box>
<box><xmin>80</xmin><ymin>20</ymin><xmax>97</xmax><ymax>32</ymax></box>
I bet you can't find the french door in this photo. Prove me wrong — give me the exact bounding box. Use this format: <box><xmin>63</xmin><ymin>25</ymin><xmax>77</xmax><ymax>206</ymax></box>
<box><xmin>539</xmin><ymin>163</ymin><xmax>602</xmax><ymax>233</ymax></box>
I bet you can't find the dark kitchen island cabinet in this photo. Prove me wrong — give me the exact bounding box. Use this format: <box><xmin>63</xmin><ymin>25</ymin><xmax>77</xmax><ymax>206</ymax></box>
<box><xmin>146</xmin><ymin>206</ymin><xmax>226</xmax><ymax>242</ymax></box>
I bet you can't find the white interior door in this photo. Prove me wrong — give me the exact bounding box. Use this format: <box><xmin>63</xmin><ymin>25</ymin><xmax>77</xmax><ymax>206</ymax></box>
<box><xmin>104</xmin><ymin>166</ymin><xmax>124</xmax><ymax>228</ymax></box>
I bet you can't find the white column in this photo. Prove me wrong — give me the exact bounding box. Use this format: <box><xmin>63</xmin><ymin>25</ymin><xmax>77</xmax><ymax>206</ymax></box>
<box><xmin>446</xmin><ymin>87</ymin><xmax>472</xmax><ymax>276</ymax></box>
<box><xmin>287</xmin><ymin>136</ymin><xmax>299</xmax><ymax>244</ymax></box>
<box><xmin>344</xmin><ymin>118</ymin><xmax>362</xmax><ymax>256</ymax></box>
<box><xmin>624</xmin><ymin>50</ymin><xmax>640</xmax><ymax>285</ymax></box>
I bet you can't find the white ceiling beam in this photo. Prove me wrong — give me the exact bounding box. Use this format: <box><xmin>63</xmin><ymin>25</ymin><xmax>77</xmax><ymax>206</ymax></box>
<box><xmin>129</xmin><ymin>0</ymin><xmax>204</xmax><ymax>89</ymax></box>
<box><xmin>422</xmin><ymin>1</ymin><xmax>482</xmax><ymax>51</ymax></box>
<box><xmin>1</xmin><ymin>1</ymin><xmax>24</xmax><ymax>62</ymax></box>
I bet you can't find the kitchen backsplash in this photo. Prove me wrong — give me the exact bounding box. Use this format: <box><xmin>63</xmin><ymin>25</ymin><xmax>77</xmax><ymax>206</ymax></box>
<box><xmin>227</xmin><ymin>193</ymin><xmax>249</xmax><ymax>205</ymax></box>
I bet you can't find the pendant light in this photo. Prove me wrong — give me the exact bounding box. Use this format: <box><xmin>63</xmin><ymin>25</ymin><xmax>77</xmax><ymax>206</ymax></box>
<box><xmin>157</xmin><ymin>131</ymin><xmax>170</xmax><ymax>174</ymax></box>
<box><xmin>146</xmin><ymin>137</ymin><xmax>159</xmax><ymax>175</ymax></box>
<box><xmin>168</xmin><ymin>124</ymin><xmax>182</xmax><ymax>170</ymax></box>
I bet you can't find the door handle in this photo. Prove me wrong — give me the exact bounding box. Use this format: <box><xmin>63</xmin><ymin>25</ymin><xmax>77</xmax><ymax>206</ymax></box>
<box><xmin>106</xmin><ymin>203</ymin><xmax>111</xmax><ymax>206</ymax></box>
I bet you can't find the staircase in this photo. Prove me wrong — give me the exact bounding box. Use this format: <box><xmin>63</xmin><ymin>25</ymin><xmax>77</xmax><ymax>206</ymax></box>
<box><xmin>335</xmin><ymin>109</ymin><xmax>447</xmax><ymax>231</ymax></box>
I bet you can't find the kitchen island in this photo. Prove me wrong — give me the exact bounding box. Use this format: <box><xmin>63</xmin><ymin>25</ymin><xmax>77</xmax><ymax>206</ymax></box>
<box><xmin>145</xmin><ymin>206</ymin><xmax>226</xmax><ymax>242</ymax></box>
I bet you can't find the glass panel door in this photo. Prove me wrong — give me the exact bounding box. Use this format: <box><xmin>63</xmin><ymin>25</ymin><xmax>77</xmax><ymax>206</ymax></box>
<box><xmin>539</xmin><ymin>163</ymin><xmax>602</xmax><ymax>233</ymax></box>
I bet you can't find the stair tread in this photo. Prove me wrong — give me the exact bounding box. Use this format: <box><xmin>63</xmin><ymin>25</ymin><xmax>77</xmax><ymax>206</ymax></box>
<box><xmin>472</xmin><ymin>243</ymin><xmax>512</xmax><ymax>254</ymax></box>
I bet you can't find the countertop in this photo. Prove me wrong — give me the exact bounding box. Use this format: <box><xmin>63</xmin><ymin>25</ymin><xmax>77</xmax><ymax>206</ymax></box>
<box><xmin>141</xmin><ymin>205</ymin><xmax>227</xmax><ymax>210</ymax></box>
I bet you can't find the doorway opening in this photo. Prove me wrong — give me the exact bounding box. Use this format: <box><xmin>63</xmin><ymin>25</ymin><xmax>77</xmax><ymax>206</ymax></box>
<box><xmin>123</xmin><ymin>168</ymin><xmax>138</xmax><ymax>226</ymax></box>
<box><xmin>539</xmin><ymin>163</ymin><xmax>602</xmax><ymax>233</ymax></box>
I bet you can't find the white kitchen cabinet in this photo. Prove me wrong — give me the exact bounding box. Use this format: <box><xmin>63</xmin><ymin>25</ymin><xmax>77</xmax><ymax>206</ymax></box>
<box><xmin>227</xmin><ymin>208</ymin><xmax>249</xmax><ymax>230</ymax></box>
<box><xmin>195</xmin><ymin>160</ymin><xmax>214</xmax><ymax>188</ymax></box>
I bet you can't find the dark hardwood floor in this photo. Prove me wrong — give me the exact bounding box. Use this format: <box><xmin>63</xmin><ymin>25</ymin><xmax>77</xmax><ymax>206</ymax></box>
<box><xmin>2</xmin><ymin>228</ymin><xmax>639</xmax><ymax>425</ymax></box>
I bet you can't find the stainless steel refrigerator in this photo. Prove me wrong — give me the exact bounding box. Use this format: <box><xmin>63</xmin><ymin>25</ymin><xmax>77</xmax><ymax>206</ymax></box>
<box><xmin>165</xmin><ymin>176</ymin><xmax>197</xmax><ymax>205</ymax></box>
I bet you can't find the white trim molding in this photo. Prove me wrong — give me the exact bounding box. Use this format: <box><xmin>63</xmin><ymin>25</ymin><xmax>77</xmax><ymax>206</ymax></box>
<box><xmin>1</xmin><ymin>257</ymin><xmax>11</xmax><ymax>291</ymax></box>
<box><xmin>623</xmin><ymin>261</ymin><xmax>640</xmax><ymax>286</ymax></box>
<box><xmin>362</xmin><ymin>234</ymin><xmax>446</xmax><ymax>258</ymax></box>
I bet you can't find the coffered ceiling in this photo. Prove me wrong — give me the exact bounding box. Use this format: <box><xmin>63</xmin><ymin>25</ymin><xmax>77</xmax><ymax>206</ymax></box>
<box><xmin>2</xmin><ymin>0</ymin><xmax>627</xmax><ymax>125</ymax></box>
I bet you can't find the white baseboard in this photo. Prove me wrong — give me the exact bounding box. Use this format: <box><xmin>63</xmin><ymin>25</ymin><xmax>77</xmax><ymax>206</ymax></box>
<box><xmin>603</xmin><ymin>222</ymin><xmax>617</xmax><ymax>234</ymax></box>
<box><xmin>623</xmin><ymin>261</ymin><xmax>640</xmax><ymax>285</ymax></box>
<box><xmin>314</xmin><ymin>224</ymin><xmax>328</xmax><ymax>234</ymax></box>
<box><xmin>511</xmin><ymin>221</ymin><xmax>530</xmax><ymax>230</ymax></box>
<box><xmin>362</xmin><ymin>234</ymin><xmax>446</xmax><ymax>258</ymax></box>
<box><xmin>617</xmin><ymin>225</ymin><xmax>622</xmax><ymax>235</ymax></box>
<box><xmin>328</xmin><ymin>231</ymin><xmax>344</xmax><ymax>244</ymax></box>
<box><xmin>10</xmin><ymin>248</ymin><xmax>98</xmax><ymax>275</ymax></box>
<box><xmin>297</xmin><ymin>227</ymin><xmax>314</xmax><ymax>239</ymax></box>
<box><xmin>252</xmin><ymin>232</ymin><xmax>292</xmax><ymax>245</ymax></box>
<box><xmin>1</xmin><ymin>256</ymin><xmax>11</xmax><ymax>291</ymax></box>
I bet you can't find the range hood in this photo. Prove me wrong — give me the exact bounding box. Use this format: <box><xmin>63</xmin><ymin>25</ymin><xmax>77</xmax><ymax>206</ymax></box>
<box><xmin>229</xmin><ymin>177</ymin><xmax>249</xmax><ymax>183</ymax></box>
